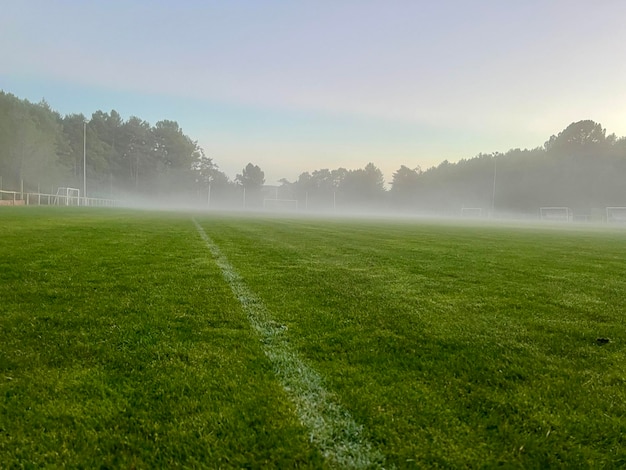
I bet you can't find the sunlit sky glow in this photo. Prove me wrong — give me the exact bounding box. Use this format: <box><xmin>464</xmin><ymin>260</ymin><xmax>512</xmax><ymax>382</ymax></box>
<box><xmin>2</xmin><ymin>0</ymin><xmax>626</xmax><ymax>184</ymax></box>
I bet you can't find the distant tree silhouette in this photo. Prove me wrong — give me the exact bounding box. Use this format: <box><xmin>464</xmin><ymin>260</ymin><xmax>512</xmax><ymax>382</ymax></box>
<box><xmin>544</xmin><ymin>120</ymin><xmax>609</xmax><ymax>153</ymax></box>
<box><xmin>390</xmin><ymin>165</ymin><xmax>421</xmax><ymax>208</ymax></box>
<box><xmin>236</xmin><ymin>163</ymin><xmax>265</xmax><ymax>207</ymax></box>
<box><xmin>236</xmin><ymin>162</ymin><xmax>265</xmax><ymax>190</ymax></box>
<box><xmin>339</xmin><ymin>163</ymin><xmax>386</xmax><ymax>207</ymax></box>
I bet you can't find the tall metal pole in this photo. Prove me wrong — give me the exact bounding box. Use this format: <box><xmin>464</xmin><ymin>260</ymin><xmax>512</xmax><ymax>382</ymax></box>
<box><xmin>83</xmin><ymin>121</ymin><xmax>87</xmax><ymax>206</ymax></box>
<box><xmin>491</xmin><ymin>156</ymin><xmax>497</xmax><ymax>217</ymax></box>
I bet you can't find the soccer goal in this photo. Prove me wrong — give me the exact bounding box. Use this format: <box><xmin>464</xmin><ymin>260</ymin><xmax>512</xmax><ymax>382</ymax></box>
<box><xmin>606</xmin><ymin>207</ymin><xmax>626</xmax><ymax>223</ymax></box>
<box><xmin>540</xmin><ymin>207</ymin><xmax>572</xmax><ymax>222</ymax></box>
<box><xmin>263</xmin><ymin>198</ymin><xmax>299</xmax><ymax>211</ymax></box>
<box><xmin>54</xmin><ymin>187</ymin><xmax>80</xmax><ymax>206</ymax></box>
<box><xmin>461</xmin><ymin>207</ymin><xmax>484</xmax><ymax>218</ymax></box>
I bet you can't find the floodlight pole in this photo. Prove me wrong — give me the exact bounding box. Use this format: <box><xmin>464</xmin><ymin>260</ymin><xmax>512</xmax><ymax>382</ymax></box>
<box><xmin>83</xmin><ymin>120</ymin><xmax>87</xmax><ymax>206</ymax></box>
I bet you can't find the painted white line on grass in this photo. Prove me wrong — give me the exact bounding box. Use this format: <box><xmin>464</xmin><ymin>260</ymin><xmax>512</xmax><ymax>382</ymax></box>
<box><xmin>193</xmin><ymin>219</ymin><xmax>385</xmax><ymax>469</ymax></box>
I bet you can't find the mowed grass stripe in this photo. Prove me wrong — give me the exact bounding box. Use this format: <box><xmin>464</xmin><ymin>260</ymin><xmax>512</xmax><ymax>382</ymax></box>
<box><xmin>199</xmin><ymin>217</ymin><xmax>626</xmax><ymax>468</ymax></box>
<box><xmin>1</xmin><ymin>208</ymin><xmax>323</xmax><ymax>467</ymax></box>
<box><xmin>193</xmin><ymin>218</ymin><xmax>385</xmax><ymax>469</ymax></box>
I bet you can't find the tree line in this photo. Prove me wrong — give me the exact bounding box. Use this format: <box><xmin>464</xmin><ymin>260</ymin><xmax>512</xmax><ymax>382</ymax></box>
<box><xmin>279</xmin><ymin>120</ymin><xmax>626</xmax><ymax>216</ymax></box>
<box><xmin>2</xmin><ymin>90</ymin><xmax>625</xmax><ymax>214</ymax></box>
<box><xmin>0</xmin><ymin>91</ymin><xmax>232</xmax><ymax>203</ymax></box>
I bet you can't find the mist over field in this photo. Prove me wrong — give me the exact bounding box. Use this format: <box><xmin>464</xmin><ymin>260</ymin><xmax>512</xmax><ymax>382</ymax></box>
<box><xmin>4</xmin><ymin>3</ymin><xmax>626</xmax><ymax>467</ymax></box>
<box><xmin>3</xmin><ymin>2</ymin><xmax>626</xmax><ymax>220</ymax></box>
<box><xmin>1</xmin><ymin>92</ymin><xmax>625</xmax><ymax>223</ymax></box>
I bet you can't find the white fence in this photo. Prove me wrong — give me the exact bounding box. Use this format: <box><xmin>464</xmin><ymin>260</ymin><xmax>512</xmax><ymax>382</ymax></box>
<box><xmin>0</xmin><ymin>189</ymin><xmax>121</xmax><ymax>207</ymax></box>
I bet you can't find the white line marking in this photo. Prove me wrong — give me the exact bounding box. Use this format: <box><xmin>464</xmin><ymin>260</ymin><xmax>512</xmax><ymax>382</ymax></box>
<box><xmin>193</xmin><ymin>219</ymin><xmax>385</xmax><ymax>469</ymax></box>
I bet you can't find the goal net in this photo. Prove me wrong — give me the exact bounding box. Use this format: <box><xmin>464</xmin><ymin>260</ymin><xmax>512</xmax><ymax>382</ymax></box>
<box><xmin>263</xmin><ymin>198</ymin><xmax>299</xmax><ymax>211</ymax></box>
<box><xmin>55</xmin><ymin>187</ymin><xmax>80</xmax><ymax>206</ymax></box>
<box><xmin>540</xmin><ymin>207</ymin><xmax>572</xmax><ymax>222</ymax></box>
<box><xmin>606</xmin><ymin>207</ymin><xmax>626</xmax><ymax>223</ymax></box>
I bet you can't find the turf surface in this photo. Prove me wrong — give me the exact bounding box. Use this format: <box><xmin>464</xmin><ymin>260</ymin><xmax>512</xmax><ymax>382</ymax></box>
<box><xmin>1</xmin><ymin>209</ymin><xmax>322</xmax><ymax>468</ymax></box>
<box><xmin>1</xmin><ymin>208</ymin><xmax>625</xmax><ymax>468</ymax></box>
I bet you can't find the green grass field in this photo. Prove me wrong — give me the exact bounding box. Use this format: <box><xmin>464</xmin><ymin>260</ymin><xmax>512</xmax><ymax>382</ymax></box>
<box><xmin>1</xmin><ymin>208</ymin><xmax>625</xmax><ymax>468</ymax></box>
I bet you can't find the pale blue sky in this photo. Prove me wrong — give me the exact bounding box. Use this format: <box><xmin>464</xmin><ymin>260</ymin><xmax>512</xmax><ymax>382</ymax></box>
<box><xmin>2</xmin><ymin>0</ymin><xmax>626</xmax><ymax>184</ymax></box>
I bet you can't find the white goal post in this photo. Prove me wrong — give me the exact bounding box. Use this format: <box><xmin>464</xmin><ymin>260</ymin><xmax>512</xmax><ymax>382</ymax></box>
<box><xmin>263</xmin><ymin>198</ymin><xmax>299</xmax><ymax>211</ymax></box>
<box><xmin>540</xmin><ymin>207</ymin><xmax>572</xmax><ymax>222</ymax></box>
<box><xmin>606</xmin><ymin>207</ymin><xmax>626</xmax><ymax>223</ymax></box>
<box><xmin>55</xmin><ymin>187</ymin><xmax>81</xmax><ymax>206</ymax></box>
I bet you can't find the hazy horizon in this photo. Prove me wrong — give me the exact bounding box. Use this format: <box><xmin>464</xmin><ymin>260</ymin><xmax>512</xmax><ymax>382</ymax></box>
<box><xmin>2</xmin><ymin>0</ymin><xmax>626</xmax><ymax>184</ymax></box>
